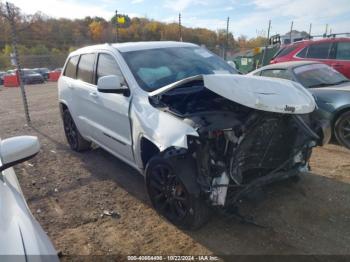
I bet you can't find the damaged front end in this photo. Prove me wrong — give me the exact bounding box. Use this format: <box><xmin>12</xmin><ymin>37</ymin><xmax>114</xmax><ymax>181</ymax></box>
<box><xmin>187</xmin><ymin>112</ymin><xmax>317</xmax><ymax>207</ymax></box>
<box><xmin>149</xmin><ymin>74</ymin><xmax>326</xmax><ymax>209</ymax></box>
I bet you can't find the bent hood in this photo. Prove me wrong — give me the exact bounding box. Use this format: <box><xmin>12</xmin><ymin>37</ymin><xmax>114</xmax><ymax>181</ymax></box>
<box><xmin>149</xmin><ymin>74</ymin><xmax>316</xmax><ymax>114</ymax></box>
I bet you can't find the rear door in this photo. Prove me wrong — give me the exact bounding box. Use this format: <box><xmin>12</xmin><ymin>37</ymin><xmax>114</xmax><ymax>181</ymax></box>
<box><xmin>304</xmin><ymin>41</ymin><xmax>334</xmax><ymax>66</ymax></box>
<box><xmin>333</xmin><ymin>41</ymin><xmax>350</xmax><ymax>78</ymax></box>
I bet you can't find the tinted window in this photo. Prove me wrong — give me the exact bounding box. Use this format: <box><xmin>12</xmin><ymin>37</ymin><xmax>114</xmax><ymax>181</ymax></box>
<box><xmin>121</xmin><ymin>47</ymin><xmax>237</xmax><ymax>91</ymax></box>
<box><xmin>294</xmin><ymin>63</ymin><xmax>348</xmax><ymax>88</ymax></box>
<box><xmin>296</xmin><ymin>47</ymin><xmax>307</xmax><ymax>58</ymax></box>
<box><xmin>274</xmin><ymin>44</ymin><xmax>300</xmax><ymax>58</ymax></box>
<box><xmin>336</xmin><ymin>42</ymin><xmax>350</xmax><ymax>60</ymax></box>
<box><xmin>64</xmin><ymin>56</ymin><xmax>79</xmax><ymax>79</ymax></box>
<box><xmin>306</xmin><ymin>42</ymin><xmax>331</xmax><ymax>59</ymax></box>
<box><xmin>96</xmin><ymin>53</ymin><xmax>124</xmax><ymax>84</ymax></box>
<box><xmin>77</xmin><ymin>53</ymin><xmax>95</xmax><ymax>84</ymax></box>
<box><xmin>260</xmin><ymin>69</ymin><xmax>293</xmax><ymax>80</ymax></box>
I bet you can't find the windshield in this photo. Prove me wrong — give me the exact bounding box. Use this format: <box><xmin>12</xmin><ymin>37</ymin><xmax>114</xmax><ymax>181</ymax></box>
<box><xmin>121</xmin><ymin>46</ymin><xmax>237</xmax><ymax>91</ymax></box>
<box><xmin>294</xmin><ymin>63</ymin><xmax>349</xmax><ymax>88</ymax></box>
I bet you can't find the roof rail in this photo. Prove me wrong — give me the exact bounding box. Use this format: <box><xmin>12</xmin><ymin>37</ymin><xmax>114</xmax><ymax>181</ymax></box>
<box><xmin>309</xmin><ymin>32</ymin><xmax>350</xmax><ymax>39</ymax></box>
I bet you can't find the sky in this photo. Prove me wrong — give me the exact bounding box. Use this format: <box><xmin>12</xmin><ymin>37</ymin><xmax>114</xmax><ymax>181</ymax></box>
<box><xmin>5</xmin><ymin>0</ymin><xmax>350</xmax><ymax>38</ymax></box>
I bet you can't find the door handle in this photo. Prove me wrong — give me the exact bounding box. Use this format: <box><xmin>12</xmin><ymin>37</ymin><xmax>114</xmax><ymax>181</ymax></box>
<box><xmin>68</xmin><ymin>83</ymin><xmax>75</xmax><ymax>89</ymax></box>
<box><xmin>89</xmin><ymin>91</ymin><xmax>99</xmax><ymax>98</ymax></box>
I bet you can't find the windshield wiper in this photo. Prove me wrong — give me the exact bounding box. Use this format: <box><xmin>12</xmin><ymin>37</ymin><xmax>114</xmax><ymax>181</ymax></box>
<box><xmin>308</xmin><ymin>79</ymin><xmax>350</xmax><ymax>88</ymax></box>
<box><xmin>332</xmin><ymin>79</ymin><xmax>350</xmax><ymax>85</ymax></box>
<box><xmin>308</xmin><ymin>83</ymin><xmax>334</xmax><ymax>88</ymax></box>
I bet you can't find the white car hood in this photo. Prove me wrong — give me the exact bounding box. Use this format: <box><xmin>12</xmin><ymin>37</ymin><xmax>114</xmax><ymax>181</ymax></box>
<box><xmin>149</xmin><ymin>74</ymin><xmax>316</xmax><ymax>114</ymax></box>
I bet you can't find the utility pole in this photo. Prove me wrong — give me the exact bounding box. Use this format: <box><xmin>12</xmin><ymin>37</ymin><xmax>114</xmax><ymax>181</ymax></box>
<box><xmin>324</xmin><ymin>24</ymin><xmax>328</xmax><ymax>37</ymax></box>
<box><xmin>224</xmin><ymin>17</ymin><xmax>230</xmax><ymax>60</ymax></box>
<box><xmin>115</xmin><ymin>10</ymin><xmax>119</xmax><ymax>42</ymax></box>
<box><xmin>308</xmin><ymin>23</ymin><xmax>312</xmax><ymax>39</ymax></box>
<box><xmin>289</xmin><ymin>21</ymin><xmax>294</xmax><ymax>44</ymax></box>
<box><xmin>261</xmin><ymin>20</ymin><xmax>271</xmax><ymax>68</ymax></box>
<box><xmin>178</xmin><ymin>13</ymin><xmax>182</xmax><ymax>41</ymax></box>
<box><xmin>5</xmin><ymin>2</ymin><xmax>30</xmax><ymax>124</ymax></box>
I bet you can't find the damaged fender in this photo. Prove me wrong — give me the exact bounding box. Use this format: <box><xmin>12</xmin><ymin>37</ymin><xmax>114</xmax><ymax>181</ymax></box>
<box><xmin>130</xmin><ymin>94</ymin><xmax>199</xmax><ymax>169</ymax></box>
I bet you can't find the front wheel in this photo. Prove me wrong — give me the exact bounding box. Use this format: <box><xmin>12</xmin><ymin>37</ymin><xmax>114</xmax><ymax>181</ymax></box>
<box><xmin>145</xmin><ymin>156</ymin><xmax>209</xmax><ymax>230</ymax></box>
<box><xmin>334</xmin><ymin>111</ymin><xmax>350</xmax><ymax>149</ymax></box>
<box><xmin>62</xmin><ymin>109</ymin><xmax>91</xmax><ymax>152</ymax></box>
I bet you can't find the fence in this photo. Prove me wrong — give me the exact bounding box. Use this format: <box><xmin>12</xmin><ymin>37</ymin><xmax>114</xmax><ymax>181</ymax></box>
<box><xmin>0</xmin><ymin>54</ymin><xmax>68</xmax><ymax>71</ymax></box>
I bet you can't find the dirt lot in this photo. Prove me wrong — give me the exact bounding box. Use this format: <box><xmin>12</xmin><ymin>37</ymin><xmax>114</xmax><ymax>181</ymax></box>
<box><xmin>1</xmin><ymin>83</ymin><xmax>350</xmax><ymax>259</ymax></box>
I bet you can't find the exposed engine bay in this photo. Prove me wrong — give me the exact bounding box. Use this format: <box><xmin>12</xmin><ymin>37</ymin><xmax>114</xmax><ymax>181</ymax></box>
<box><xmin>150</xmin><ymin>79</ymin><xmax>322</xmax><ymax>208</ymax></box>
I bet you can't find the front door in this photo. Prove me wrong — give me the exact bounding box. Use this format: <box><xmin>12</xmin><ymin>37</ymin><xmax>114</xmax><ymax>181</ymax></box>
<box><xmin>332</xmin><ymin>41</ymin><xmax>350</xmax><ymax>78</ymax></box>
<box><xmin>92</xmin><ymin>52</ymin><xmax>133</xmax><ymax>162</ymax></box>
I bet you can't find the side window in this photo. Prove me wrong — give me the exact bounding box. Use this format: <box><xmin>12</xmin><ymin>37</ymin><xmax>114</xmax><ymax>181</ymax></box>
<box><xmin>336</xmin><ymin>42</ymin><xmax>350</xmax><ymax>60</ymax></box>
<box><xmin>260</xmin><ymin>69</ymin><xmax>293</xmax><ymax>80</ymax></box>
<box><xmin>296</xmin><ymin>47</ymin><xmax>308</xmax><ymax>58</ymax></box>
<box><xmin>274</xmin><ymin>44</ymin><xmax>300</xmax><ymax>58</ymax></box>
<box><xmin>306</xmin><ymin>43</ymin><xmax>331</xmax><ymax>59</ymax></box>
<box><xmin>96</xmin><ymin>53</ymin><xmax>125</xmax><ymax>85</ymax></box>
<box><xmin>77</xmin><ymin>53</ymin><xmax>95</xmax><ymax>84</ymax></box>
<box><xmin>64</xmin><ymin>56</ymin><xmax>79</xmax><ymax>79</ymax></box>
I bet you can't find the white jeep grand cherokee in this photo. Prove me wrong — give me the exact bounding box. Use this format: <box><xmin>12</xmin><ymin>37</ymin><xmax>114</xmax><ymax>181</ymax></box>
<box><xmin>58</xmin><ymin>41</ymin><xmax>327</xmax><ymax>229</ymax></box>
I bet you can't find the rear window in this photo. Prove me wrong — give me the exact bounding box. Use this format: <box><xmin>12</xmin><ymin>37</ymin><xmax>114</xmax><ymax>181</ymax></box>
<box><xmin>296</xmin><ymin>47</ymin><xmax>308</xmax><ymax>58</ymax></box>
<box><xmin>274</xmin><ymin>44</ymin><xmax>300</xmax><ymax>58</ymax></box>
<box><xmin>306</xmin><ymin>42</ymin><xmax>332</xmax><ymax>59</ymax></box>
<box><xmin>64</xmin><ymin>56</ymin><xmax>79</xmax><ymax>79</ymax></box>
<box><xmin>336</xmin><ymin>42</ymin><xmax>350</xmax><ymax>60</ymax></box>
<box><xmin>77</xmin><ymin>53</ymin><xmax>95</xmax><ymax>84</ymax></box>
<box><xmin>260</xmin><ymin>69</ymin><xmax>293</xmax><ymax>80</ymax></box>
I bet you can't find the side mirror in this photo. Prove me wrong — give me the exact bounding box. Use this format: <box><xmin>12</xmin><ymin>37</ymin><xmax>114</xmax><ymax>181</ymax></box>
<box><xmin>0</xmin><ymin>136</ymin><xmax>40</xmax><ymax>172</ymax></box>
<box><xmin>97</xmin><ymin>75</ymin><xmax>129</xmax><ymax>96</ymax></box>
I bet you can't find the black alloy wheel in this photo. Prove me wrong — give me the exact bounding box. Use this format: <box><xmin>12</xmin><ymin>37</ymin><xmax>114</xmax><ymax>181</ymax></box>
<box><xmin>335</xmin><ymin>111</ymin><xmax>350</xmax><ymax>149</ymax></box>
<box><xmin>62</xmin><ymin>109</ymin><xmax>91</xmax><ymax>151</ymax></box>
<box><xmin>146</xmin><ymin>156</ymin><xmax>209</xmax><ymax>230</ymax></box>
<box><xmin>148</xmin><ymin>163</ymin><xmax>189</xmax><ymax>223</ymax></box>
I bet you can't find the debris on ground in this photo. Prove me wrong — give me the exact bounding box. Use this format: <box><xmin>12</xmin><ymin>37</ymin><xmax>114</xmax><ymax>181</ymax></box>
<box><xmin>101</xmin><ymin>210</ymin><xmax>121</xmax><ymax>219</ymax></box>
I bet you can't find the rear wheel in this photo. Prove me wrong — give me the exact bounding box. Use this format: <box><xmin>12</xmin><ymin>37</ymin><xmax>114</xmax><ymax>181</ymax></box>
<box><xmin>334</xmin><ymin>111</ymin><xmax>350</xmax><ymax>149</ymax></box>
<box><xmin>63</xmin><ymin>109</ymin><xmax>91</xmax><ymax>151</ymax></box>
<box><xmin>145</xmin><ymin>156</ymin><xmax>209</xmax><ymax>230</ymax></box>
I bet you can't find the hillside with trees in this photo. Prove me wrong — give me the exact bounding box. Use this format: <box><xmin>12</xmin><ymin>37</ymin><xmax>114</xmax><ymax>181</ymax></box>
<box><xmin>0</xmin><ymin>2</ymin><xmax>266</xmax><ymax>69</ymax></box>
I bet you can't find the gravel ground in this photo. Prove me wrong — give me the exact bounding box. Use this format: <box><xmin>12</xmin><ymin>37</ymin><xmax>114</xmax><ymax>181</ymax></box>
<box><xmin>0</xmin><ymin>83</ymin><xmax>350</xmax><ymax>259</ymax></box>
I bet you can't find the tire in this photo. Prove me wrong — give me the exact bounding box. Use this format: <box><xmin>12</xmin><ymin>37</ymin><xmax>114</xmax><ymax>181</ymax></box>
<box><xmin>334</xmin><ymin>111</ymin><xmax>350</xmax><ymax>149</ymax></box>
<box><xmin>145</xmin><ymin>156</ymin><xmax>209</xmax><ymax>230</ymax></box>
<box><xmin>62</xmin><ymin>109</ymin><xmax>91</xmax><ymax>152</ymax></box>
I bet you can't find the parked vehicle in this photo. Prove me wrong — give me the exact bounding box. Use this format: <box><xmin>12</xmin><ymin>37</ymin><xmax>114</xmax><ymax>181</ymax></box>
<box><xmin>53</xmin><ymin>68</ymin><xmax>62</xmax><ymax>72</ymax></box>
<box><xmin>34</xmin><ymin>67</ymin><xmax>50</xmax><ymax>80</ymax></box>
<box><xmin>5</xmin><ymin>69</ymin><xmax>15</xmax><ymax>76</ymax></box>
<box><xmin>3</xmin><ymin>69</ymin><xmax>45</xmax><ymax>85</ymax></box>
<box><xmin>0</xmin><ymin>136</ymin><xmax>58</xmax><ymax>259</ymax></box>
<box><xmin>250</xmin><ymin>61</ymin><xmax>350</xmax><ymax>149</ymax></box>
<box><xmin>21</xmin><ymin>69</ymin><xmax>45</xmax><ymax>84</ymax></box>
<box><xmin>0</xmin><ymin>71</ymin><xmax>5</xmax><ymax>85</ymax></box>
<box><xmin>269</xmin><ymin>37</ymin><xmax>350</xmax><ymax>78</ymax></box>
<box><xmin>58</xmin><ymin>42</ymin><xmax>328</xmax><ymax>229</ymax></box>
